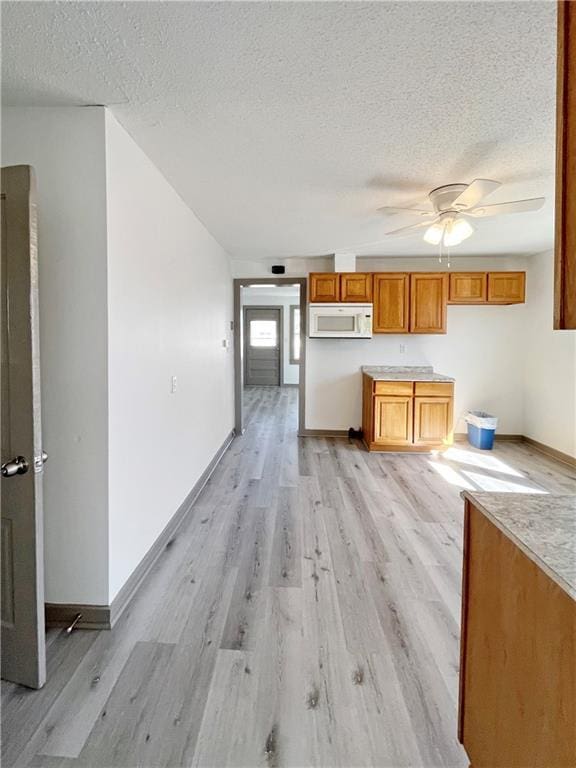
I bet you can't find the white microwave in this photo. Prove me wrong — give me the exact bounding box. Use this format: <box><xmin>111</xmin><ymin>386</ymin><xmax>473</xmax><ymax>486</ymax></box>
<box><xmin>308</xmin><ymin>303</ymin><xmax>373</xmax><ymax>338</ymax></box>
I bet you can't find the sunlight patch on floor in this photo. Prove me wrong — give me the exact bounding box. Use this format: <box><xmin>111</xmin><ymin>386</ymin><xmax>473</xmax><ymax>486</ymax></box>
<box><xmin>462</xmin><ymin>470</ymin><xmax>548</xmax><ymax>494</ymax></box>
<box><xmin>443</xmin><ymin>447</ymin><xmax>524</xmax><ymax>478</ymax></box>
<box><xmin>428</xmin><ymin>460</ymin><xmax>476</xmax><ymax>490</ymax></box>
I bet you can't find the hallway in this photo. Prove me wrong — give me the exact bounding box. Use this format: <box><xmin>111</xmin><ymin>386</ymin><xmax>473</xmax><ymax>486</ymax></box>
<box><xmin>3</xmin><ymin>386</ymin><xmax>576</xmax><ymax>767</ymax></box>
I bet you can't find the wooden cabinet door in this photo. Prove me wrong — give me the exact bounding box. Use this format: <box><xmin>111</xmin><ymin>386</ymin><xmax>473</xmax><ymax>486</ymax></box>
<box><xmin>487</xmin><ymin>272</ymin><xmax>526</xmax><ymax>304</ymax></box>
<box><xmin>410</xmin><ymin>273</ymin><xmax>448</xmax><ymax>333</ymax></box>
<box><xmin>373</xmin><ymin>396</ymin><xmax>413</xmax><ymax>445</ymax></box>
<box><xmin>449</xmin><ymin>272</ymin><xmax>487</xmax><ymax>304</ymax></box>
<box><xmin>373</xmin><ymin>273</ymin><xmax>410</xmax><ymax>333</ymax></box>
<box><xmin>309</xmin><ymin>273</ymin><xmax>340</xmax><ymax>302</ymax></box>
<box><xmin>413</xmin><ymin>396</ymin><xmax>453</xmax><ymax>445</ymax></box>
<box><xmin>340</xmin><ymin>272</ymin><xmax>372</xmax><ymax>302</ymax></box>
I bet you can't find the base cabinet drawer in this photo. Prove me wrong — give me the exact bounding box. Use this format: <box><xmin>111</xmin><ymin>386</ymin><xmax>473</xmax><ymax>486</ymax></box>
<box><xmin>374</xmin><ymin>380</ymin><xmax>414</xmax><ymax>396</ymax></box>
<box><xmin>414</xmin><ymin>381</ymin><xmax>454</xmax><ymax>397</ymax></box>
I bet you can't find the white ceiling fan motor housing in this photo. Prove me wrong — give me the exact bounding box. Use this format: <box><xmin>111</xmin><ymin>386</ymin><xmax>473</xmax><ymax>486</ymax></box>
<box><xmin>429</xmin><ymin>184</ymin><xmax>468</xmax><ymax>212</ymax></box>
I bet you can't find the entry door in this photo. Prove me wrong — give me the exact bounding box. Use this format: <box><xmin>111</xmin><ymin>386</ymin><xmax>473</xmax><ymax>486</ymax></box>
<box><xmin>1</xmin><ymin>166</ymin><xmax>46</xmax><ymax>689</ymax></box>
<box><xmin>244</xmin><ymin>307</ymin><xmax>281</xmax><ymax>386</ymax></box>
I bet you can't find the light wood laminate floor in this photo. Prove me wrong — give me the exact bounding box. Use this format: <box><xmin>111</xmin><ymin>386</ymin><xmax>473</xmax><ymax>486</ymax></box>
<box><xmin>3</xmin><ymin>386</ymin><xmax>576</xmax><ymax>767</ymax></box>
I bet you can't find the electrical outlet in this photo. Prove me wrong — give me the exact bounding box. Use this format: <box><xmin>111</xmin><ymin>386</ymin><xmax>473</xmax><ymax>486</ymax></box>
<box><xmin>399</xmin><ymin>343</ymin><xmax>406</xmax><ymax>354</ymax></box>
<box><xmin>171</xmin><ymin>375</ymin><xmax>177</xmax><ymax>394</ymax></box>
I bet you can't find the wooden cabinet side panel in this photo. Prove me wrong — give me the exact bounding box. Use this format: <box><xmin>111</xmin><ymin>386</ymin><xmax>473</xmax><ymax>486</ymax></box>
<box><xmin>309</xmin><ymin>273</ymin><xmax>340</xmax><ymax>302</ymax></box>
<box><xmin>460</xmin><ymin>504</ymin><xmax>576</xmax><ymax>767</ymax></box>
<box><xmin>410</xmin><ymin>273</ymin><xmax>448</xmax><ymax>333</ymax></box>
<box><xmin>362</xmin><ymin>374</ymin><xmax>374</xmax><ymax>444</ymax></box>
<box><xmin>373</xmin><ymin>273</ymin><xmax>410</xmax><ymax>333</ymax></box>
<box><xmin>341</xmin><ymin>272</ymin><xmax>373</xmax><ymax>302</ymax></box>
<box><xmin>555</xmin><ymin>1</ymin><xmax>576</xmax><ymax>329</ymax></box>
<box><xmin>458</xmin><ymin>500</ymin><xmax>472</xmax><ymax>744</ymax></box>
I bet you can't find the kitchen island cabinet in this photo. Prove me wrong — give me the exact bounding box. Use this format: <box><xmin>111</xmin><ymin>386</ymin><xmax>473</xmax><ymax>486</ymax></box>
<box><xmin>459</xmin><ymin>492</ymin><xmax>576</xmax><ymax>768</ymax></box>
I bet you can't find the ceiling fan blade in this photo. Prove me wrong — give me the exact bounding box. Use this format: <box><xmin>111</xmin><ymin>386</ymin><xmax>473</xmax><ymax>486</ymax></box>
<box><xmin>385</xmin><ymin>219</ymin><xmax>437</xmax><ymax>237</ymax></box>
<box><xmin>466</xmin><ymin>197</ymin><xmax>545</xmax><ymax>218</ymax></box>
<box><xmin>452</xmin><ymin>179</ymin><xmax>501</xmax><ymax>210</ymax></box>
<box><xmin>377</xmin><ymin>206</ymin><xmax>434</xmax><ymax>217</ymax></box>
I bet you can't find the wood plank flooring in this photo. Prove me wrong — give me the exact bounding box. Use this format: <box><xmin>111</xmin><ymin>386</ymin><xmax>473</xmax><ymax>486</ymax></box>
<box><xmin>3</xmin><ymin>385</ymin><xmax>576</xmax><ymax>767</ymax></box>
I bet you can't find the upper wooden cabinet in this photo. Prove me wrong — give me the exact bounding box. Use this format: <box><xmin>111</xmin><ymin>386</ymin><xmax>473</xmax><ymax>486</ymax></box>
<box><xmin>449</xmin><ymin>272</ymin><xmax>487</xmax><ymax>304</ymax></box>
<box><xmin>310</xmin><ymin>270</ymin><xmax>525</xmax><ymax>330</ymax></box>
<box><xmin>487</xmin><ymin>272</ymin><xmax>526</xmax><ymax>304</ymax></box>
<box><xmin>410</xmin><ymin>273</ymin><xmax>448</xmax><ymax>333</ymax></box>
<box><xmin>555</xmin><ymin>2</ymin><xmax>576</xmax><ymax>329</ymax></box>
<box><xmin>373</xmin><ymin>273</ymin><xmax>409</xmax><ymax>333</ymax></box>
<box><xmin>340</xmin><ymin>272</ymin><xmax>372</xmax><ymax>302</ymax></box>
<box><xmin>309</xmin><ymin>273</ymin><xmax>340</xmax><ymax>302</ymax></box>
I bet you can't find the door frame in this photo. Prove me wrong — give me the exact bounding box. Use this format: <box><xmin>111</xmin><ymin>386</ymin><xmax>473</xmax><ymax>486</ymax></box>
<box><xmin>243</xmin><ymin>305</ymin><xmax>283</xmax><ymax>387</ymax></box>
<box><xmin>233</xmin><ymin>277</ymin><xmax>307</xmax><ymax>435</ymax></box>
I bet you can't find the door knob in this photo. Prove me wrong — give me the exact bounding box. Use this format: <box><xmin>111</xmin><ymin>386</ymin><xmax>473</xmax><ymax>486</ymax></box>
<box><xmin>1</xmin><ymin>456</ymin><xmax>29</xmax><ymax>477</ymax></box>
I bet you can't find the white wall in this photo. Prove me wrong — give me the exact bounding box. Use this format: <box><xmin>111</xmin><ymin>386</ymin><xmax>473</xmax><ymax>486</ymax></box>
<box><xmin>2</xmin><ymin>107</ymin><xmax>235</xmax><ymax>606</ymax></box>
<box><xmin>2</xmin><ymin>108</ymin><xmax>110</xmax><ymax>604</ymax></box>
<box><xmin>523</xmin><ymin>250</ymin><xmax>576</xmax><ymax>457</ymax></box>
<box><xmin>105</xmin><ymin>113</ymin><xmax>234</xmax><ymax>601</ymax></box>
<box><xmin>234</xmin><ymin>255</ymin><xmax>529</xmax><ymax>435</ymax></box>
<box><xmin>242</xmin><ymin>287</ymin><xmax>300</xmax><ymax>385</ymax></box>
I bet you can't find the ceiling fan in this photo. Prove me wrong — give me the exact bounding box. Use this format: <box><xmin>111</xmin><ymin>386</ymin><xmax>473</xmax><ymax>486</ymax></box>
<box><xmin>378</xmin><ymin>179</ymin><xmax>545</xmax><ymax>248</ymax></box>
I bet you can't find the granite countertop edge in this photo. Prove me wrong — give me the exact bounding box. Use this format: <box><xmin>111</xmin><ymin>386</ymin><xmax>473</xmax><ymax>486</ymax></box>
<box><xmin>462</xmin><ymin>491</ymin><xmax>576</xmax><ymax>601</ymax></box>
<box><xmin>361</xmin><ymin>365</ymin><xmax>455</xmax><ymax>383</ymax></box>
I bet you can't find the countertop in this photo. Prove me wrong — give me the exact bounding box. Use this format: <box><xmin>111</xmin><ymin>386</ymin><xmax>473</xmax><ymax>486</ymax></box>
<box><xmin>462</xmin><ymin>491</ymin><xmax>576</xmax><ymax>601</ymax></box>
<box><xmin>362</xmin><ymin>365</ymin><xmax>455</xmax><ymax>382</ymax></box>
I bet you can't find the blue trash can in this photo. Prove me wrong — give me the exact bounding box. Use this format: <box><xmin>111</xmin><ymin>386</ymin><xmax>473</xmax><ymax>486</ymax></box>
<box><xmin>465</xmin><ymin>411</ymin><xmax>498</xmax><ymax>450</ymax></box>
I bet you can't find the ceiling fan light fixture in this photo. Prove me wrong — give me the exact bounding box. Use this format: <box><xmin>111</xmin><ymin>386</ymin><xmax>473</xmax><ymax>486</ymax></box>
<box><xmin>443</xmin><ymin>216</ymin><xmax>474</xmax><ymax>247</ymax></box>
<box><xmin>423</xmin><ymin>220</ymin><xmax>445</xmax><ymax>245</ymax></box>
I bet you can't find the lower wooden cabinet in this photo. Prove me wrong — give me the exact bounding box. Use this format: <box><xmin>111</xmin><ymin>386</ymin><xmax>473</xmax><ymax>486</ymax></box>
<box><xmin>459</xmin><ymin>500</ymin><xmax>576</xmax><ymax>766</ymax></box>
<box><xmin>413</xmin><ymin>396</ymin><xmax>453</xmax><ymax>445</ymax></box>
<box><xmin>373</xmin><ymin>395</ymin><xmax>413</xmax><ymax>445</ymax></box>
<box><xmin>363</xmin><ymin>376</ymin><xmax>454</xmax><ymax>451</ymax></box>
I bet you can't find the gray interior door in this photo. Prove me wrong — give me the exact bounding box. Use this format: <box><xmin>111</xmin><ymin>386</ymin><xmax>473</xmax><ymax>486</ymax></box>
<box><xmin>244</xmin><ymin>307</ymin><xmax>282</xmax><ymax>386</ymax></box>
<box><xmin>1</xmin><ymin>165</ymin><xmax>46</xmax><ymax>689</ymax></box>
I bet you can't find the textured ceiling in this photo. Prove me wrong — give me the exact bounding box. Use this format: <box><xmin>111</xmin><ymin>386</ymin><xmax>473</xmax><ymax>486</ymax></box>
<box><xmin>2</xmin><ymin>1</ymin><xmax>557</xmax><ymax>260</ymax></box>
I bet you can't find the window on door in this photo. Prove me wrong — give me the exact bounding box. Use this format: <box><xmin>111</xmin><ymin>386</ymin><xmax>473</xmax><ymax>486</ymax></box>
<box><xmin>290</xmin><ymin>305</ymin><xmax>300</xmax><ymax>364</ymax></box>
<box><xmin>249</xmin><ymin>319</ymin><xmax>277</xmax><ymax>347</ymax></box>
